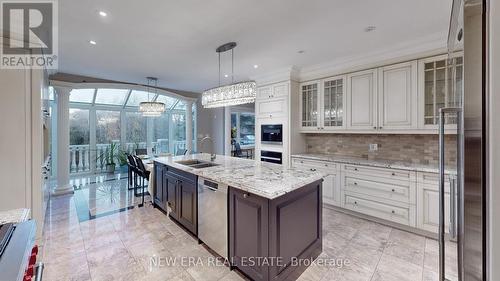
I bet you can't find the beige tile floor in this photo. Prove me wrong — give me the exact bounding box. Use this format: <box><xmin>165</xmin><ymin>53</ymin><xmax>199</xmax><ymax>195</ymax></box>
<box><xmin>39</xmin><ymin>179</ymin><xmax>458</xmax><ymax>281</ymax></box>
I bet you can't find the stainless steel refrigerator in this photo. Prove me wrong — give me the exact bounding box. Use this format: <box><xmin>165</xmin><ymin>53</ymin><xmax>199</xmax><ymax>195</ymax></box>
<box><xmin>441</xmin><ymin>0</ymin><xmax>488</xmax><ymax>280</ymax></box>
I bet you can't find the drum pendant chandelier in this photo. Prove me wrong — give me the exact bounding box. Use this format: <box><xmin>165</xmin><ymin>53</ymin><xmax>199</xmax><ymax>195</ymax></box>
<box><xmin>139</xmin><ymin>77</ymin><xmax>165</xmax><ymax>117</ymax></box>
<box><xmin>202</xmin><ymin>42</ymin><xmax>256</xmax><ymax>108</ymax></box>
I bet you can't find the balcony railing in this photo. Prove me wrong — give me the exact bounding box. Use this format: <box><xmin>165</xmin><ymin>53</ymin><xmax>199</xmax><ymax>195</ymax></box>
<box><xmin>69</xmin><ymin>140</ymin><xmax>187</xmax><ymax>174</ymax></box>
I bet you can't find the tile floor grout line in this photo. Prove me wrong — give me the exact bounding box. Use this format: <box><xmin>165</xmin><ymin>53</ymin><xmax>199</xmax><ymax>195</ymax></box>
<box><xmin>75</xmin><ymin>197</ymin><xmax>93</xmax><ymax>281</ymax></box>
<box><xmin>368</xmin><ymin>228</ymin><xmax>392</xmax><ymax>281</ymax></box>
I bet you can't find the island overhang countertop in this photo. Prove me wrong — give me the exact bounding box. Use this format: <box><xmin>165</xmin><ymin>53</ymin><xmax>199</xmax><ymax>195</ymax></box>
<box><xmin>153</xmin><ymin>153</ymin><xmax>325</xmax><ymax>199</ymax></box>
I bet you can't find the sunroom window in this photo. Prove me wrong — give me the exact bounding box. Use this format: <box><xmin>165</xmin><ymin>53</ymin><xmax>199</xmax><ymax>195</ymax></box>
<box><xmin>94</xmin><ymin>88</ymin><xmax>129</xmax><ymax>105</ymax></box>
<box><xmin>50</xmin><ymin>85</ymin><xmax>197</xmax><ymax>174</ymax></box>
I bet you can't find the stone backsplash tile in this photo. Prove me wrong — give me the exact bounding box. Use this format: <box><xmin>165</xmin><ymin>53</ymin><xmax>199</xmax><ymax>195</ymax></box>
<box><xmin>305</xmin><ymin>134</ymin><xmax>457</xmax><ymax>166</ymax></box>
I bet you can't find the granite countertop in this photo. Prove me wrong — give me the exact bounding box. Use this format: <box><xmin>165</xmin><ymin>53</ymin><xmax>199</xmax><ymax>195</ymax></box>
<box><xmin>0</xmin><ymin>208</ymin><xmax>30</xmax><ymax>225</ymax></box>
<box><xmin>291</xmin><ymin>153</ymin><xmax>457</xmax><ymax>175</ymax></box>
<box><xmin>154</xmin><ymin>153</ymin><xmax>325</xmax><ymax>199</ymax></box>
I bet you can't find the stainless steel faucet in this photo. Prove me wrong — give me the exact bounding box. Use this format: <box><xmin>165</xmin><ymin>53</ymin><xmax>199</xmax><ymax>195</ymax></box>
<box><xmin>200</xmin><ymin>136</ymin><xmax>216</xmax><ymax>161</ymax></box>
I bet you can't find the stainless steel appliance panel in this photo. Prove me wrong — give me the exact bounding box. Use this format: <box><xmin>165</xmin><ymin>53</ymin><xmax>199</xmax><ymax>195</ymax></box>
<box><xmin>197</xmin><ymin>178</ymin><xmax>228</xmax><ymax>258</ymax></box>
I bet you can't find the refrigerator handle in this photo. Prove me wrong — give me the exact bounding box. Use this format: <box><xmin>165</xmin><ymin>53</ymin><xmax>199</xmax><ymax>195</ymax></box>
<box><xmin>449</xmin><ymin>177</ymin><xmax>457</xmax><ymax>239</ymax></box>
<box><xmin>438</xmin><ymin>107</ymin><xmax>462</xmax><ymax>281</ymax></box>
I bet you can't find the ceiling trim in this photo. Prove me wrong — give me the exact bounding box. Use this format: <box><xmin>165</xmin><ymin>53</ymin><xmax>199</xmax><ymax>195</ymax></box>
<box><xmin>49</xmin><ymin>80</ymin><xmax>197</xmax><ymax>102</ymax></box>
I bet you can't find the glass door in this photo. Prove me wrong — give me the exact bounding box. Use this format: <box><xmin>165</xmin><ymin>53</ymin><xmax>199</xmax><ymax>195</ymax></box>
<box><xmin>300</xmin><ymin>81</ymin><xmax>320</xmax><ymax>131</ymax></box>
<box><xmin>421</xmin><ymin>55</ymin><xmax>463</xmax><ymax>129</ymax></box>
<box><xmin>322</xmin><ymin>76</ymin><xmax>345</xmax><ymax>130</ymax></box>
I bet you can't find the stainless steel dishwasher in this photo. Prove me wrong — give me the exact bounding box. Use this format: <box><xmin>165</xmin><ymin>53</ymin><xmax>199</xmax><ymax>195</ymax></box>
<box><xmin>197</xmin><ymin>177</ymin><xmax>228</xmax><ymax>258</ymax></box>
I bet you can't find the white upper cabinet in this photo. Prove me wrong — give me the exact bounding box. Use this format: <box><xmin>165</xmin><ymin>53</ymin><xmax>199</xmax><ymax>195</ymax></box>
<box><xmin>322</xmin><ymin>76</ymin><xmax>346</xmax><ymax>131</ymax></box>
<box><xmin>294</xmin><ymin>54</ymin><xmax>460</xmax><ymax>134</ymax></box>
<box><xmin>255</xmin><ymin>82</ymin><xmax>289</xmax><ymax>119</ymax></box>
<box><xmin>346</xmin><ymin>69</ymin><xmax>378</xmax><ymax>130</ymax></box>
<box><xmin>418</xmin><ymin>54</ymin><xmax>463</xmax><ymax>130</ymax></box>
<box><xmin>256</xmin><ymin>86</ymin><xmax>272</xmax><ymax>100</ymax></box>
<box><xmin>256</xmin><ymin>82</ymin><xmax>289</xmax><ymax>100</ymax></box>
<box><xmin>377</xmin><ymin>61</ymin><xmax>418</xmax><ymax>130</ymax></box>
<box><xmin>299</xmin><ymin>81</ymin><xmax>320</xmax><ymax>131</ymax></box>
<box><xmin>300</xmin><ymin>77</ymin><xmax>345</xmax><ymax>132</ymax></box>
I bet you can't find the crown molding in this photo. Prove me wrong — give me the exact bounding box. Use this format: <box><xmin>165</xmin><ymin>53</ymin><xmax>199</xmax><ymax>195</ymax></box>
<box><xmin>298</xmin><ymin>32</ymin><xmax>448</xmax><ymax>82</ymax></box>
<box><xmin>250</xmin><ymin>65</ymin><xmax>300</xmax><ymax>86</ymax></box>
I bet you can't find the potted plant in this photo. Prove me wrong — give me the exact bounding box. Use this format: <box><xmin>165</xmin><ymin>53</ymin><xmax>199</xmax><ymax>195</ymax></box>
<box><xmin>118</xmin><ymin>149</ymin><xmax>129</xmax><ymax>173</ymax></box>
<box><xmin>96</xmin><ymin>142</ymin><xmax>120</xmax><ymax>174</ymax></box>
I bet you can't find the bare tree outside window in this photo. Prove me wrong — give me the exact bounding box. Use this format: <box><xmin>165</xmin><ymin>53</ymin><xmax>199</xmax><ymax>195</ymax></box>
<box><xmin>96</xmin><ymin>110</ymin><xmax>121</xmax><ymax>144</ymax></box>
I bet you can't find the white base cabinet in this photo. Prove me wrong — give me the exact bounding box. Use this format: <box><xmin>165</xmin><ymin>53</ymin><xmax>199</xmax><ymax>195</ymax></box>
<box><xmin>291</xmin><ymin>157</ymin><xmax>341</xmax><ymax>207</ymax></box>
<box><xmin>291</xmin><ymin>156</ymin><xmax>455</xmax><ymax>234</ymax></box>
<box><xmin>417</xmin><ymin>172</ymin><xmax>455</xmax><ymax>234</ymax></box>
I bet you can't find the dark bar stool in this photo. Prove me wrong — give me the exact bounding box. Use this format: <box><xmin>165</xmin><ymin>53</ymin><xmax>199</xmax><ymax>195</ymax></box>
<box><xmin>126</xmin><ymin>154</ymin><xmax>139</xmax><ymax>191</ymax></box>
<box><xmin>234</xmin><ymin>143</ymin><xmax>250</xmax><ymax>158</ymax></box>
<box><xmin>133</xmin><ymin>155</ymin><xmax>150</xmax><ymax>207</ymax></box>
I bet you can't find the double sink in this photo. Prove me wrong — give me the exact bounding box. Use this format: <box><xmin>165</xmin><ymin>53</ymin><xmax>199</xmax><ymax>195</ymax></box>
<box><xmin>175</xmin><ymin>159</ymin><xmax>220</xmax><ymax>169</ymax></box>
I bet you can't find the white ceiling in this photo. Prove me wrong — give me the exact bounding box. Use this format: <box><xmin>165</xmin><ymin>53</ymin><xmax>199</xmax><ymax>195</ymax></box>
<box><xmin>58</xmin><ymin>0</ymin><xmax>452</xmax><ymax>93</ymax></box>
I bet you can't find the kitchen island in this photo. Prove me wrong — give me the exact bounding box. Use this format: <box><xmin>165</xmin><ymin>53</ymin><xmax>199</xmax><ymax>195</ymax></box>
<box><xmin>153</xmin><ymin>153</ymin><xmax>324</xmax><ymax>281</ymax></box>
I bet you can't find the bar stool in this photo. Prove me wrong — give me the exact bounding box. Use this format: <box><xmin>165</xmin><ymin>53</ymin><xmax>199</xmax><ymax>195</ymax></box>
<box><xmin>126</xmin><ymin>154</ymin><xmax>139</xmax><ymax>191</ymax></box>
<box><xmin>133</xmin><ymin>155</ymin><xmax>150</xmax><ymax>207</ymax></box>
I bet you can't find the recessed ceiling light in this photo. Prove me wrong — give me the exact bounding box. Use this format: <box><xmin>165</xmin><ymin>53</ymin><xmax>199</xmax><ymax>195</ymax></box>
<box><xmin>297</xmin><ymin>50</ymin><xmax>305</xmax><ymax>54</ymax></box>
<box><xmin>224</xmin><ymin>74</ymin><xmax>229</xmax><ymax>78</ymax></box>
<box><xmin>364</xmin><ymin>26</ymin><xmax>376</xmax><ymax>32</ymax></box>
<box><xmin>89</xmin><ymin>40</ymin><xmax>97</xmax><ymax>45</ymax></box>
<box><xmin>253</xmin><ymin>64</ymin><xmax>259</xmax><ymax>69</ymax></box>
<box><xmin>99</xmin><ymin>11</ymin><xmax>107</xmax><ymax>17</ymax></box>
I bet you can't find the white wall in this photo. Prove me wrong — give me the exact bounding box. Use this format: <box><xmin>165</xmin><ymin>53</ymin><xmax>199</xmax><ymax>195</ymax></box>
<box><xmin>489</xmin><ymin>0</ymin><xmax>499</xmax><ymax>278</ymax></box>
<box><xmin>195</xmin><ymin>100</ymin><xmax>225</xmax><ymax>155</ymax></box>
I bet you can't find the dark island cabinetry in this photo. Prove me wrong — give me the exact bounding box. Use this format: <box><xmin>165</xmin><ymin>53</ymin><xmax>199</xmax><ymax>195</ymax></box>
<box><xmin>153</xmin><ymin>163</ymin><xmax>198</xmax><ymax>235</ymax></box>
<box><xmin>229</xmin><ymin>180</ymin><xmax>323</xmax><ymax>281</ymax></box>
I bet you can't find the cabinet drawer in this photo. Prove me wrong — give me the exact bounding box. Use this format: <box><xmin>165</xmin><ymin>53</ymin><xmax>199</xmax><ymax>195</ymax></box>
<box><xmin>343</xmin><ymin>164</ymin><xmax>411</xmax><ymax>180</ymax></box>
<box><xmin>344</xmin><ymin>176</ymin><xmax>413</xmax><ymax>204</ymax></box>
<box><xmin>256</xmin><ymin>98</ymin><xmax>287</xmax><ymax>118</ymax></box>
<box><xmin>292</xmin><ymin>158</ymin><xmax>337</xmax><ymax>173</ymax></box>
<box><xmin>344</xmin><ymin>194</ymin><xmax>412</xmax><ymax>226</ymax></box>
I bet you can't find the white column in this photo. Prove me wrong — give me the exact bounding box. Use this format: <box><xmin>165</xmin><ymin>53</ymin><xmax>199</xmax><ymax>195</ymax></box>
<box><xmin>89</xmin><ymin>108</ymin><xmax>96</xmax><ymax>173</ymax></box>
<box><xmin>146</xmin><ymin>117</ymin><xmax>154</xmax><ymax>154</ymax></box>
<box><xmin>185</xmin><ymin>100</ymin><xmax>193</xmax><ymax>154</ymax></box>
<box><xmin>224</xmin><ymin>107</ymin><xmax>231</xmax><ymax>156</ymax></box>
<box><xmin>52</xmin><ymin>86</ymin><xmax>73</xmax><ymax>195</ymax></box>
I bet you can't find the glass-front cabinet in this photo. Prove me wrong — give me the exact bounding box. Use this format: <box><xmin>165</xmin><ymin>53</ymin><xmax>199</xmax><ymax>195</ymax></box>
<box><xmin>300</xmin><ymin>76</ymin><xmax>345</xmax><ymax>132</ymax></box>
<box><xmin>300</xmin><ymin>81</ymin><xmax>319</xmax><ymax>130</ymax></box>
<box><xmin>322</xmin><ymin>76</ymin><xmax>345</xmax><ymax>130</ymax></box>
<box><xmin>419</xmin><ymin>54</ymin><xmax>463</xmax><ymax>129</ymax></box>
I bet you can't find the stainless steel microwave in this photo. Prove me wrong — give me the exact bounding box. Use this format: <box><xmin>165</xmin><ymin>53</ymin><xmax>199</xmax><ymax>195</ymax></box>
<box><xmin>261</xmin><ymin>124</ymin><xmax>282</xmax><ymax>144</ymax></box>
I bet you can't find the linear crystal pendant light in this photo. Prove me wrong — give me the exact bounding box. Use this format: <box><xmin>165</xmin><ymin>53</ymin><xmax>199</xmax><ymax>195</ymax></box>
<box><xmin>202</xmin><ymin>42</ymin><xmax>256</xmax><ymax>108</ymax></box>
<box><xmin>139</xmin><ymin>77</ymin><xmax>165</xmax><ymax>117</ymax></box>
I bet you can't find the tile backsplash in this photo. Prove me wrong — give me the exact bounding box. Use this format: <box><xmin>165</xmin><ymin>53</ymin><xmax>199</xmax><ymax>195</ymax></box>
<box><xmin>305</xmin><ymin>134</ymin><xmax>457</xmax><ymax>166</ymax></box>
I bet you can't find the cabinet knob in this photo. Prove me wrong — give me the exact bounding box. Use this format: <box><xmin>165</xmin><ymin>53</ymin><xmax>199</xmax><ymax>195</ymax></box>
<box><xmin>373</xmin><ymin>126</ymin><xmax>377</xmax><ymax>129</ymax></box>
<box><xmin>379</xmin><ymin>126</ymin><xmax>383</xmax><ymax>129</ymax></box>
<box><xmin>391</xmin><ymin>210</ymin><xmax>395</xmax><ymax>214</ymax></box>
<box><xmin>354</xmin><ymin>201</ymin><xmax>357</xmax><ymax>205</ymax></box>
<box><xmin>391</xmin><ymin>189</ymin><xmax>395</xmax><ymax>192</ymax></box>
<box><xmin>243</xmin><ymin>193</ymin><xmax>249</xmax><ymax>199</ymax></box>
<box><xmin>300</xmin><ymin>161</ymin><xmax>304</xmax><ymax>163</ymax></box>
<box><xmin>324</xmin><ymin>164</ymin><xmax>328</xmax><ymax>167</ymax></box>
<box><xmin>310</xmin><ymin>168</ymin><xmax>317</xmax><ymax>172</ymax></box>
<box><xmin>354</xmin><ymin>182</ymin><xmax>358</xmax><ymax>185</ymax></box>
<box><xmin>354</xmin><ymin>168</ymin><xmax>358</xmax><ymax>171</ymax></box>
